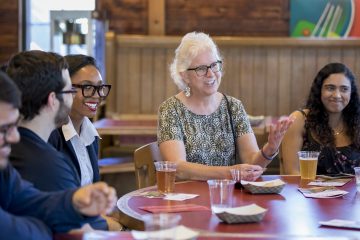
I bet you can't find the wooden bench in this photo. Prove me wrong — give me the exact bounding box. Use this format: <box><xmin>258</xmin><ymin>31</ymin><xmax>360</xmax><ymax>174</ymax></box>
<box><xmin>98</xmin><ymin>157</ymin><xmax>134</xmax><ymax>174</ymax></box>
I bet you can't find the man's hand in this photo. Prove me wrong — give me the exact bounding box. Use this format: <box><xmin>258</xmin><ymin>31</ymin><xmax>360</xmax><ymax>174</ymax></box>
<box><xmin>72</xmin><ymin>182</ymin><xmax>117</xmax><ymax>216</ymax></box>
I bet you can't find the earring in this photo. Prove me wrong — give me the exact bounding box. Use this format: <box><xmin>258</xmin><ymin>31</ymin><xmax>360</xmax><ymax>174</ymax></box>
<box><xmin>184</xmin><ymin>86</ymin><xmax>191</xmax><ymax>97</ymax></box>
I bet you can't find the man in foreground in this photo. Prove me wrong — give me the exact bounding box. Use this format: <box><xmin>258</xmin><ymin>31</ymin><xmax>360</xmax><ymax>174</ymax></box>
<box><xmin>6</xmin><ymin>50</ymin><xmax>119</xmax><ymax>229</ymax></box>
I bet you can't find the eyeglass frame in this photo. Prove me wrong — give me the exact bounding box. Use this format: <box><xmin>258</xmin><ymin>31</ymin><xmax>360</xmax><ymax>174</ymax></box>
<box><xmin>72</xmin><ymin>84</ymin><xmax>112</xmax><ymax>98</ymax></box>
<box><xmin>57</xmin><ymin>87</ymin><xmax>78</xmax><ymax>95</ymax></box>
<box><xmin>0</xmin><ymin>117</ymin><xmax>20</xmax><ymax>146</ymax></box>
<box><xmin>187</xmin><ymin>60</ymin><xmax>223</xmax><ymax>77</ymax></box>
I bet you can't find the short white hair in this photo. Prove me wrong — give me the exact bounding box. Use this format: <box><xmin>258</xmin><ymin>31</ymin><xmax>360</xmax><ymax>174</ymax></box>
<box><xmin>170</xmin><ymin>32</ymin><xmax>222</xmax><ymax>90</ymax></box>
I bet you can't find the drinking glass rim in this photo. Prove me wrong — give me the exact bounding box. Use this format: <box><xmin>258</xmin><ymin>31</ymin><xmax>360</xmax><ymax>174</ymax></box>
<box><xmin>207</xmin><ymin>179</ymin><xmax>236</xmax><ymax>185</ymax></box>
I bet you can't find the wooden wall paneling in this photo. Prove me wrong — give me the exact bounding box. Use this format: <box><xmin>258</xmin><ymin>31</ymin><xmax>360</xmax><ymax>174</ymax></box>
<box><xmin>303</xmin><ymin>48</ymin><xmax>317</xmax><ymax>97</ymax></box>
<box><xmin>165</xmin><ymin>48</ymin><xmax>177</xmax><ymax>99</ymax></box>
<box><xmin>234</xmin><ymin>48</ymin><xmax>242</xmax><ymax>99</ymax></box>
<box><xmin>329</xmin><ymin>48</ymin><xmax>342</xmax><ymax>63</ymax></box>
<box><xmin>227</xmin><ymin>48</ymin><xmax>241</xmax><ymax>99</ymax></box>
<box><xmin>117</xmin><ymin>47</ymin><xmax>129</xmax><ymax>113</ymax></box>
<box><xmin>239</xmin><ymin>48</ymin><xmax>254</xmax><ymax>112</ymax></box>
<box><xmin>342</xmin><ymin>48</ymin><xmax>356</xmax><ymax>72</ymax></box>
<box><xmin>316</xmin><ymin>48</ymin><xmax>330</xmax><ymax>72</ymax></box>
<box><xmin>220</xmin><ymin>48</ymin><xmax>230</xmax><ymax>95</ymax></box>
<box><xmin>106</xmin><ymin>35</ymin><xmax>360</xmax><ymax>117</ymax></box>
<box><xmin>127</xmin><ymin>48</ymin><xmax>141</xmax><ymax>113</ymax></box>
<box><xmin>165</xmin><ymin>0</ymin><xmax>289</xmax><ymax>36</ymax></box>
<box><xmin>153</xmin><ymin>49</ymin><xmax>167</xmax><ymax>112</ymax></box>
<box><xmin>105</xmin><ymin>32</ymin><xmax>116</xmax><ymax>116</ymax></box>
<box><xmin>278</xmin><ymin>48</ymin><xmax>292</xmax><ymax>115</ymax></box>
<box><xmin>265</xmin><ymin>48</ymin><xmax>279</xmax><ymax>115</ymax></box>
<box><xmin>0</xmin><ymin>0</ymin><xmax>19</xmax><ymax>64</ymax></box>
<box><xmin>148</xmin><ymin>0</ymin><xmax>165</xmax><ymax>35</ymax></box>
<box><xmin>252</xmin><ymin>47</ymin><xmax>266</xmax><ymax>115</ymax></box>
<box><xmin>290</xmin><ymin>48</ymin><xmax>306</xmax><ymax>111</ymax></box>
<box><xmin>140</xmin><ymin>48</ymin><xmax>154</xmax><ymax>113</ymax></box>
<box><xmin>355</xmin><ymin>49</ymin><xmax>360</xmax><ymax>79</ymax></box>
<box><xmin>96</xmin><ymin>0</ymin><xmax>148</xmax><ymax>35</ymax></box>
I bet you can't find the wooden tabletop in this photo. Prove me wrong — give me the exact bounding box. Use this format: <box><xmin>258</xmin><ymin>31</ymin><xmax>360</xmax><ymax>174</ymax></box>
<box><xmin>93</xmin><ymin>116</ymin><xmax>276</xmax><ymax>136</ymax></box>
<box><xmin>93</xmin><ymin>118</ymin><xmax>158</xmax><ymax>136</ymax></box>
<box><xmin>116</xmin><ymin>175</ymin><xmax>360</xmax><ymax>238</ymax></box>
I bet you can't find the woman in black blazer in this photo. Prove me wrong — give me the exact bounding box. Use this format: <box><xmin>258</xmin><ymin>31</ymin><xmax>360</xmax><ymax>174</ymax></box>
<box><xmin>48</xmin><ymin>55</ymin><xmax>122</xmax><ymax>230</ymax></box>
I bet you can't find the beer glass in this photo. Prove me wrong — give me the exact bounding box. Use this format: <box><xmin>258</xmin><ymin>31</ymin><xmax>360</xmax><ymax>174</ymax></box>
<box><xmin>297</xmin><ymin>151</ymin><xmax>320</xmax><ymax>180</ymax></box>
<box><xmin>154</xmin><ymin>161</ymin><xmax>177</xmax><ymax>193</ymax></box>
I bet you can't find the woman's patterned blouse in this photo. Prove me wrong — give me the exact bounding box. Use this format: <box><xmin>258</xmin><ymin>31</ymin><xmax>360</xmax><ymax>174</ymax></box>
<box><xmin>157</xmin><ymin>95</ymin><xmax>253</xmax><ymax>166</ymax></box>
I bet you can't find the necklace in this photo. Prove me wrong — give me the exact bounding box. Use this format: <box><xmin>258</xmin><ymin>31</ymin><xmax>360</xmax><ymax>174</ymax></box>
<box><xmin>333</xmin><ymin>125</ymin><xmax>344</xmax><ymax>136</ymax></box>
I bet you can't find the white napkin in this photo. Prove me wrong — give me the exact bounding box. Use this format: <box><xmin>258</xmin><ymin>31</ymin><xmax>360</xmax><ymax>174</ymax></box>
<box><xmin>308</xmin><ymin>181</ymin><xmax>348</xmax><ymax>187</ymax></box>
<box><xmin>131</xmin><ymin>225</ymin><xmax>199</xmax><ymax>240</ymax></box>
<box><xmin>163</xmin><ymin>193</ymin><xmax>199</xmax><ymax>201</ymax></box>
<box><xmin>298</xmin><ymin>187</ymin><xmax>348</xmax><ymax>198</ymax></box>
<box><xmin>319</xmin><ymin>219</ymin><xmax>360</xmax><ymax>230</ymax></box>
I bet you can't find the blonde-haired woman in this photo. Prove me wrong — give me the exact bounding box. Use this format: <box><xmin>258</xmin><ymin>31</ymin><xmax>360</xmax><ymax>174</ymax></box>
<box><xmin>158</xmin><ymin>32</ymin><xmax>293</xmax><ymax>181</ymax></box>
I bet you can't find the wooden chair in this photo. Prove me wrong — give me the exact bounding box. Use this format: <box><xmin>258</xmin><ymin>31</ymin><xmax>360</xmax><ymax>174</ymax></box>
<box><xmin>133</xmin><ymin>142</ymin><xmax>162</xmax><ymax>189</ymax></box>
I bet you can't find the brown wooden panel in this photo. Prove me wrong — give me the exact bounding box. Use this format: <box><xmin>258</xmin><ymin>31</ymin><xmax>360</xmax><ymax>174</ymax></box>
<box><xmin>140</xmin><ymin>48</ymin><xmax>154</xmax><ymax>113</ymax></box>
<box><xmin>106</xmin><ymin>35</ymin><xmax>360</xmax><ymax>117</ymax></box>
<box><xmin>239</xmin><ymin>48</ymin><xmax>254</xmax><ymax>110</ymax></box>
<box><xmin>105</xmin><ymin>32</ymin><xmax>116</xmax><ymax>116</ymax></box>
<box><xmin>0</xmin><ymin>0</ymin><xmax>19</xmax><ymax>64</ymax></box>
<box><xmin>316</xmin><ymin>48</ymin><xmax>330</xmax><ymax>72</ymax></box>
<box><xmin>148</xmin><ymin>0</ymin><xmax>165</xmax><ymax>35</ymax></box>
<box><xmin>303</xmin><ymin>48</ymin><xmax>317</xmax><ymax>95</ymax></box>
<box><xmin>342</xmin><ymin>48</ymin><xmax>356</xmax><ymax>72</ymax></box>
<box><xmin>117</xmin><ymin>47</ymin><xmax>129</xmax><ymax>113</ymax></box>
<box><xmin>153</xmin><ymin>48</ymin><xmax>166</xmax><ymax>111</ymax></box>
<box><xmin>252</xmin><ymin>48</ymin><xmax>266</xmax><ymax>115</ymax></box>
<box><xmin>290</xmin><ymin>48</ymin><xmax>306</xmax><ymax>110</ymax></box>
<box><xmin>278</xmin><ymin>48</ymin><xmax>292</xmax><ymax>114</ymax></box>
<box><xmin>355</xmin><ymin>49</ymin><xmax>360</xmax><ymax>80</ymax></box>
<box><xmin>165</xmin><ymin>49</ymin><xmax>177</xmax><ymax>98</ymax></box>
<box><xmin>96</xmin><ymin>0</ymin><xmax>148</xmax><ymax>34</ymax></box>
<box><xmin>266</xmin><ymin>49</ymin><xmax>279</xmax><ymax>115</ymax></box>
<box><xmin>165</xmin><ymin>0</ymin><xmax>289</xmax><ymax>36</ymax></box>
<box><xmin>127</xmin><ymin>48</ymin><xmax>141</xmax><ymax>113</ymax></box>
<box><xmin>97</xmin><ymin>0</ymin><xmax>289</xmax><ymax>36</ymax></box>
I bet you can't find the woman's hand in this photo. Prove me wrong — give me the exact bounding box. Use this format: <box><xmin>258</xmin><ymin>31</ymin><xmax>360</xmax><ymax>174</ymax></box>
<box><xmin>232</xmin><ymin>164</ymin><xmax>264</xmax><ymax>181</ymax></box>
<box><xmin>266</xmin><ymin>116</ymin><xmax>295</xmax><ymax>154</ymax></box>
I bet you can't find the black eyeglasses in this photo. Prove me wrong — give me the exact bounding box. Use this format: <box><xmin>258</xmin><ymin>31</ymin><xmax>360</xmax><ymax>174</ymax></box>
<box><xmin>57</xmin><ymin>87</ymin><xmax>78</xmax><ymax>96</ymax></box>
<box><xmin>72</xmin><ymin>84</ymin><xmax>111</xmax><ymax>98</ymax></box>
<box><xmin>0</xmin><ymin>117</ymin><xmax>20</xmax><ymax>145</ymax></box>
<box><xmin>187</xmin><ymin>60</ymin><xmax>222</xmax><ymax>77</ymax></box>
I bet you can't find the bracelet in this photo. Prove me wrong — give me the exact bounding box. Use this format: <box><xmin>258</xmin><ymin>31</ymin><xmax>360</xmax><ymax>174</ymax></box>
<box><xmin>261</xmin><ymin>147</ymin><xmax>279</xmax><ymax>161</ymax></box>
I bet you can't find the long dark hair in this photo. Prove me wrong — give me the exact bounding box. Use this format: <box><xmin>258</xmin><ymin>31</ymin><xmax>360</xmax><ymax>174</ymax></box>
<box><xmin>305</xmin><ymin>63</ymin><xmax>360</xmax><ymax>148</ymax></box>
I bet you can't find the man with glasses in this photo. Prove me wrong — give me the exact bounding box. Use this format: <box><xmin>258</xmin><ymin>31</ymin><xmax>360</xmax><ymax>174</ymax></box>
<box><xmin>6</xmin><ymin>50</ymin><xmax>111</xmax><ymax>230</ymax></box>
<box><xmin>48</xmin><ymin>54</ymin><xmax>121</xmax><ymax>230</ymax></box>
<box><xmin>0</xmin><ymin>71</ymin><xmax>117</xmax><ymax>239</ymax></box>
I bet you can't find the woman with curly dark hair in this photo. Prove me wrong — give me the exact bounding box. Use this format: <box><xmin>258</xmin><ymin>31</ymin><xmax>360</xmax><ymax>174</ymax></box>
<box><xmin>282</xmin><ymin>62</ymin><xmax>360</xmax><ymax>175</ymax></box>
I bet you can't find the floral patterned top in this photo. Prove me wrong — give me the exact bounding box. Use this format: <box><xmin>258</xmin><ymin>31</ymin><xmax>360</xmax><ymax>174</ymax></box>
<box><xmin>299</xmin><ymin>110</ymin><xmax>360</xmax><ymax>174</ymax></box>
<box><xmin>157</xmin><ymin>95</ymin><xmax>253</xmax><ymax>166</ymax></box>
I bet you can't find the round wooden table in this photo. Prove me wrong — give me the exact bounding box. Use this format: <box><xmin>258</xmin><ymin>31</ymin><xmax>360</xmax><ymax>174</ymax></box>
<box><xmin>117</xmin><ymin>175</ymin><xmax>360</xmax><ymax>239</ymax></box>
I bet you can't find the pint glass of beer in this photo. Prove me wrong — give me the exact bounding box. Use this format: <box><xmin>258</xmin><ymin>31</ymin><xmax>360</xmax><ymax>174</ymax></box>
<box><xmin>297</xmin><ymin>151</ymin><xmax>320</xmax><ymax>180</ymax></box>
<box><xmin>154</xmin><ymin>161</ymin><xmax>177</xmax><ymax>193</ymax></box>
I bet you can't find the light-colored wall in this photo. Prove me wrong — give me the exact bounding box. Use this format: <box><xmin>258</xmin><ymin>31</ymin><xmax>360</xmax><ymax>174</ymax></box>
<box><xmin>106</xmin><ymin>33</ymin><xmax>360</xmax><ymax>117</ymax></box>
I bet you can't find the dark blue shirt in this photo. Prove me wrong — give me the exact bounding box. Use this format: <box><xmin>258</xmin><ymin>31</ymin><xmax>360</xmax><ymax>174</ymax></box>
<box><xmin>10</xmin><ymin>127</ymin><xmax>107</xmax><ymax>230</ymax></box>
<box><xmin>0</xmin><ymin>164</ymin><xmax>85</xmax><ymax>240</ymax></box>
